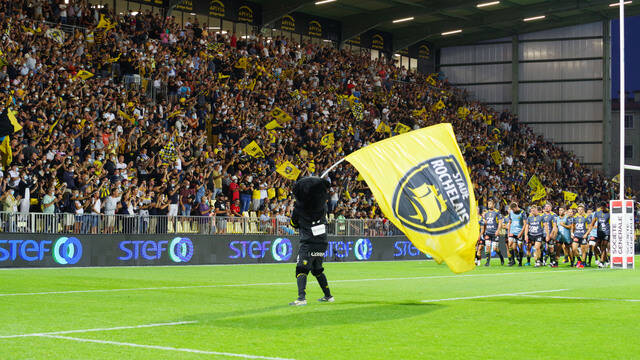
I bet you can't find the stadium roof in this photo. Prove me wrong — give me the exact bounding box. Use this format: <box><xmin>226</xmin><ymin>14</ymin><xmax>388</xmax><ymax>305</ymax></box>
<box><xmin>253</xmin><ymin>0</ymin><xmax>640</xmax><ymax>51</ymax></box>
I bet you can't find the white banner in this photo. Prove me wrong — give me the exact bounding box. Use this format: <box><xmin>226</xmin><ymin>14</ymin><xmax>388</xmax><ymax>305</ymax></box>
<box><xmin>610</xmin><ymin>200</ymin><xmax>635</xmax><ymax>269</ymax></box>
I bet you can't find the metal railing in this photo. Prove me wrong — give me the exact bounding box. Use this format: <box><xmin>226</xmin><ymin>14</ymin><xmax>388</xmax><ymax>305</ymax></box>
<box><xmin>0</xmin><ymin>212</ymin><xmax>402</xmax><ymax>237</ymax></box>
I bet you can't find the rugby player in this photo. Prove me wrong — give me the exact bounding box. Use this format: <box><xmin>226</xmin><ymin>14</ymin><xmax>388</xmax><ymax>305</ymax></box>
<box><xmin>541</xmin><ymin>203</ymin><xmax>559</xmax><ymax>267</ymax></box>
<box><xmin>556</xmin><ymin>206</ymin><xmax>573</xmax><ymax>264</ymax></box>
<box><xmin>592</xmin><ymin>202</ymin><xmax>611</xmax><ymax>268</ymax></box>
<box><xmin>586</xmin><ymin>208</ymin><xmax>598</xmax><ymax>267</ymax></box>
<box><xmin>571</xmin><ymin>204</ymin><xmax>590</xmax><ymax>269</ymax></box>
<box><xmin>482</xmin><ymin>200</ymin><xmax>504</xmax><ymax>266</ymax></box>
<box><xmin>524</xmin><ymin>206</ymin><xmax>545</xmax><ymax>267</ymax></box>
<box><xmin>506</xmin><ymin>202</ymin><xmax>525</xmax><ymax>266</ymax></box>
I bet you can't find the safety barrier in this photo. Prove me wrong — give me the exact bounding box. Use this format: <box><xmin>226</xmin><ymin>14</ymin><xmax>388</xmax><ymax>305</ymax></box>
<box><xmin>0</xmin><ymin>212</ymin><xmax>402</xmax><ymax>237</ymax></box>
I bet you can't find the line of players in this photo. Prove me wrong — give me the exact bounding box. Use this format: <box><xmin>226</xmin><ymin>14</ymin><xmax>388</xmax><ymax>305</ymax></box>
<box><xmin>476</xmin><ymin>200</ymin><xmax>611</xmax><ymax>268</ymax></box>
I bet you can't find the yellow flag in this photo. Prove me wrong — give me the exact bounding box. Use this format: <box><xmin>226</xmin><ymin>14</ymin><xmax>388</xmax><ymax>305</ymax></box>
<box><xmin>73</xmin><ymin>70</ymin><xmax>94</xmax><ymax>81</ymax></box>
<box><xmin>106</xmin><ymin>53</ymin><xmax>121</xmax><ymax>63</ymax></box>
<box><xmin>117</xmin><ymin>110</ymin><xmax>134</xmax><ymax>124</ymax></box>
<box><xmin>97</xmin><ymin>14</ymin><xmax>112</xmax><ymax>29</ymax></box>
<box><xmin>218</xmin><ymin>73</ymin><xmax>230</xmax><ymax>80</ymax></box>
<box><xmin>243</xmin><ymin>141</ymin><xmax>265</xmax><ymax>158</ymax></box>
<box><xmin>376</xmin><ymin>122</ymin><xmax>391</xmax><ymax>134</ymax></box>
<box><xmin>426</xmin><ymin>73</ymin><xmax>437</xmax><ymax>86</ymax></box>
<box><xmin>532</xmin><ymin>187</ymin><xmax>547</xmax><ymax>201</ymax></box>
<box><xmin>345</xmin><ymin>123</ymin><xmax>479</xmax><ymax>273</ymax></box>
<box><xmin>48</xmin><ymin>118</ymin><xmax>60</xmax><ymax>134</ymax></box>
<box><xmin>320</xmin><ymin>133</ymin><xmax>335</xmax><ymax>148</ymax></box>
<box><xmin>269</xmin><ymin>107</ymin><xmax>292</xmax><ymax>123</ymax></box>
<box><xmin>276</xmin><ymin>161</ymin><xmax>301</xmax><ymax>181</ymax></box>
<box><xmin>476</xmin><ymin>145</ymin><xmax>487</xmax><ymax>152</ymax></box>
<box><xmin>3</xmin><ymin>108</ymin><xmax>22</xmax><ymax>133</ymax></box>
<box><xmin>412</xmin><ymin>107</ymin><xmax>427</xmax><ymax>120</ymax></box>
<box><xmin>0</xmin><ymin>136</ymin><xmax>12</xmax><ymax>168</ymax></box>
<box><xmin>235</xmin><ymin>57</ymin><xmax>248</xmax><ymax>69</ymax></box>
<box><xmin>308</xmin><ymin>160</ymin><xmax>316</xmax><ymax>173</ymax></box>
<box><xmin>570</xmin><ymin>203</ymin><xmax>578</xmax><ymax>209</ymax></box>
<box><xmin>433</xmin><ymin>100</ymin><xmax>445</xmax><ymax>110</ymax></box>
<box><xmin>167</xmin><ymin>110</ymin><xmax>183</xmax><ymax>119</ymax></box>
<box><xmin>268</xmin><ymin>130</ymin><xmax>277</xmax><ymax>144</ymax></box>
<box><xmin>527</xmin><ymin>175</ymin><xmax>543</xmax><ymax>191</ymax></box>
<box><xmin>265</xmin><ymin>120</ymin><xmax>282</xmax><ymax>130</ymax></box>
<box><xmin>563</xmin><ymin>191</ymin><xmax>577</xmax><ymax>202</ymax></box>
<box><xmin>457</xmin><ymin>107</ymin><xmax>470</xmax><ymax>119</ymax></box>
<box><xmin>612</xmin><ymin>174</ymin><xmax>620</xmax><ymax>183</ymax></box>
<box><xmin>246</xmin><ymin>78</ymin><xmax>257</xmax><ymax>91</ymax></box>
<box><xmin>490</xmin><ymin>150</ymin><xmax>503</xmax><ymax>165</ymax></box>
<box><xmin>394</xmin><ymin>123</ymin><xmax>411</xmax><ymax>135</ymax></box>
<box><xmin>351</xmin><ymin>102</ymin><xmax>364</xmax><ymax>121</ymax></box>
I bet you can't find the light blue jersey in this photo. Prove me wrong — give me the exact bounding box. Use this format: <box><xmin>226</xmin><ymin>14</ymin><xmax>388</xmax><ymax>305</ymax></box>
<box><xmin>587</xmin><ymin>214</ymin><xmax>598</xmax><ymax>237</ymax></box>
<box><xmin>557</xmin><ymin>215</ymin><xmax>572</xmax><ymax>237</ymax></box>
<box><xmin>508</xmin><ymin>210</ymin><xmax>525</xmax><ymax>235</ymax></box>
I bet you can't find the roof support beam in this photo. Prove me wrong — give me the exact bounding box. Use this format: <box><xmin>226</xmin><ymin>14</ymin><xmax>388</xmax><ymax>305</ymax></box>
<box><xmin>262</xmin><ymin>0</ymin><xmax>316</xmax><ymax>27</ymax></box>
<box><xmin>340</xmin><ymin>0</ymin><xmax>474</xmax><ymax>43</ymax></box>
<box><xmin>393</xmin><ymin>0</ymin><xmax>614</xmax><ymax>51</ymax></box>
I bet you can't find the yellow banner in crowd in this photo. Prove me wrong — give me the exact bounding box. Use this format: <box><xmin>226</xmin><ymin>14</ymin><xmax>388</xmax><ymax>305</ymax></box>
<box><xmin>563</xmin><ymin>191</ymin><xmax>577</xmax><ymax>203</ymax></box>
<box><xmin>532</xmin><ymin>187</ymin><xmax>547</xmax><ymax>201</ymax></box>
<box><xmin>376</xmin><ymin>122</ymin><xmax>391</xmax><ymax>134</ymax></box>
<box><xmin>527</xmin><ymin>175</ymin><xmax>543</xmax><ymax>191</ymax></box>
<box><xmin>269</xmin><ymin>107</ymin><xmax>292</xmax><ymax>123</ymax></box>
<box><xmin>243</xmin><ymin>141</ymin><xmax>265</xmax><ymax>158</ymax></box>
<box><xmin>490</xmin><ymin>150</ymin><xmax>503</xmax><ymax>165</ymax></box>
<box><xmin>0</xmin><ymin>136</ymin><xmax>12</xmax><ymax>168</ymax></box>
<box><xmin>265</xmin><ymin>120</ymin><xmax>282</xmax><ymax>130</ymax></box>
<box><xmin>276</xmin><ymin>161</ymin><xmax>301</xmax><ymax>181</ymax></box>
<box><xmin>412</xmin><ymin>108</ymin><xmax>427</xmax><ymax>119</ymax></box>
<box><xmin>394</xmin><ymin>123</ymin><xmax>411</xmax><ymax>135</ymax></box>
<box><xmin>320</xmin><ymin>133</ymin><xmax>334</xmax><ymax>148</ymax></box>
<box><xmin>433</xmin><ymin>100</ymin><xmax>445</xmax><ymax>111</ymax></box>
<box><xmin>345</xmin><ymin>123</ymin><xmax>479</xmax><ymax>273</ymax></box>
<box><xmin>74</xmin><ymin>70</ymin><xmax>94</xmax><ymax>81</ymax></box>
<box><xmin>457</xmin><ymin>107</ymin><xmax>470</xmax><ymax>119</ymax></box>
<box><xmin>351</xmin><ymin>102</ymin><xmax>364</xmax><ymax>121</ymax></box>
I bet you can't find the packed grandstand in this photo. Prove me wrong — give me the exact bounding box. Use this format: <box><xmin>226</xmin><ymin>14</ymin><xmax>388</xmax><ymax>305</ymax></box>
<box><xmin>0</xmin><ymin>0</ymin><xmax>638</xmax><ymax>235</ymax></box>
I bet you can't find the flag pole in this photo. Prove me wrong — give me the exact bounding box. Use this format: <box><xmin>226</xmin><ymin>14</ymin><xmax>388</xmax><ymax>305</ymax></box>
<box><xmin>321</xmin><ymin>158</ymin><xmax>346</xmax><ymax>179</ymax></box>
<box><xmin>619</xmin><ymin>0</ymin><xmax>626</xmax><ymax>202</ymax></box>
<box><xmin>618</xmin><ymin>0</ymin><xmax>627</xmax><ymax>269</ymax></box>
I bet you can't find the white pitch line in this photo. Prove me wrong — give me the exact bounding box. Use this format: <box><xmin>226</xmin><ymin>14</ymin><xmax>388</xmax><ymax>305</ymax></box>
<box><xmin>421</xmin><ymin>289</ymin><xmax>569</xmax><ymax>303</ymax></box>
<box><xmin>0</xmin><ymin>269</ymin><xmax>587</xmax><ymax>297</ymax></box>
<box><xmin>0</xmin><ymin>321</ymin><xmax>197</xmax><ymax>339</ymax></box>
<box><xmin>38</xmin><ymin>335</ymin><xmax>296</xmax><ymax>360</ymax></box>
<box><xmin>516</xmin><ymin>294</ymin><xmax>640</xmax><ymax>302</ymax></box>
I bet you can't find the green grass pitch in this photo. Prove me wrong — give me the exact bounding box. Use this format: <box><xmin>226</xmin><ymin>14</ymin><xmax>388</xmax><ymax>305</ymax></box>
<box><xmin>1</xmin><ymin>259</ymin><xmax>639</xmax><ymax>360</ymax></box>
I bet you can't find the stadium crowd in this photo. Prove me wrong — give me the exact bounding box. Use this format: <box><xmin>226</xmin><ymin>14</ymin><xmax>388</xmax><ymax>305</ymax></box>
<box><xmin>0</xmin><ymin>0</ymin><xmax>638</xmax><ymax>235</ymax></box>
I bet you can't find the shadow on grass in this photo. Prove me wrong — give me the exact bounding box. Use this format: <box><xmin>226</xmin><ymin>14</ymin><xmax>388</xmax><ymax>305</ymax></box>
<box><xmin>185</xmin><ymin>302</ymin><xmax>440</xmax><ymax>330</ymax></box>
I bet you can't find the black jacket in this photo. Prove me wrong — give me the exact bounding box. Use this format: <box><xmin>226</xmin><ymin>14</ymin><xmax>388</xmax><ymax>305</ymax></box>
<box><xmin>290</xmin><ymin>177</ymin><xmax>330</xmax><ymax>247</ymax></box>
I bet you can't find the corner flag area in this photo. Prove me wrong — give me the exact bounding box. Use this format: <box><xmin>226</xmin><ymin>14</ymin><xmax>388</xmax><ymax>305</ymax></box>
<box><xmin>2</xmin><ymin>260</ymin><xmax>639</xmax><ymax>359</ymax></box>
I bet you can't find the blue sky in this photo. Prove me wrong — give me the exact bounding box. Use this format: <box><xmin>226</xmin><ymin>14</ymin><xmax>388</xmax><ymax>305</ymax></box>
<box><xmin>611</xmin><ymin>15</ymin><xmax>640</xmax><ymax>99</ymax></box>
